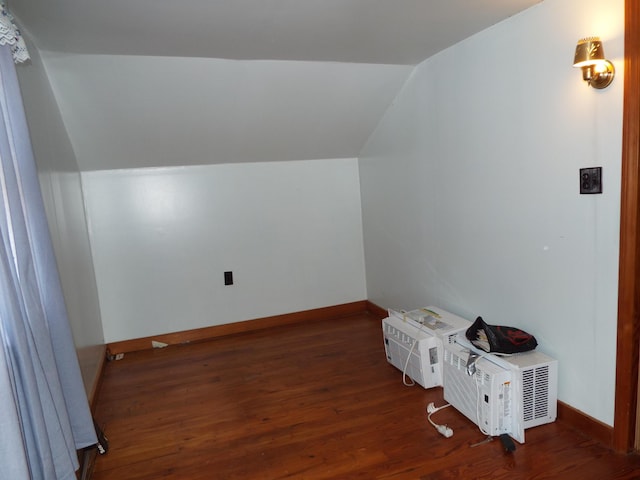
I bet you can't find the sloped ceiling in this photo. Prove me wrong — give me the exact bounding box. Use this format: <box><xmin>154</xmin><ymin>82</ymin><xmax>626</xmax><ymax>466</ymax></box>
<box><xmin>10</xmin><ymin>0</ymin><xmax>542</xmax><ymax>170</ymax></box>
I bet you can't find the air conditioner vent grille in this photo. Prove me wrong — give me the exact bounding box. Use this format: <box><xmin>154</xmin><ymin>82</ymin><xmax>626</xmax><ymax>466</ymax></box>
<box><xmin>522</xmin><ymin>366</ymin><xmax>550</xmax><ymax>422</ymax></box>
<box><xmin>444</xmin><ymin>349</ymin><xmax>467</xmax><ymax>369</ymax></box>
<box><xmin>535</xmin><ymin>366</ymin><xmax>550</xmax><ymax>419</ymax></box>
<box><xmin>522</xmin><ymin>369</ymin><xmax>534</xmax><ymax>421</ymax></box>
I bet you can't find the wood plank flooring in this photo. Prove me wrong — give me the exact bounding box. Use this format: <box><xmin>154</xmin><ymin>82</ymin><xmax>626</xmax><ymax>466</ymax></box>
<box><xmin>92</xmin><ymin>313</ymin><xmax>640</xmax><ymax>479</ymax></box>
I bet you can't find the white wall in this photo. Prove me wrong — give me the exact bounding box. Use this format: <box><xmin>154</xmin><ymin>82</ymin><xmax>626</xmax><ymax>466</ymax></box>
<box><xmin>15</xmin><ymin>39</ymin><xmax>105</xmax><ymax>392</ymax></box>
<box><xmin>359</xmin><ymin>0</ymin><xmax>623</xmax><ymax>425</ymax></box>
<box><xmin>83</xmin><ymin>159</ymin><xmax>367</xmax><ymax>343</ymax></box>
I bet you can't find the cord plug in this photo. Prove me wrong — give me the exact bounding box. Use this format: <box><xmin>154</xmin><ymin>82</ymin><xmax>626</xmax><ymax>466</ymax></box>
<box><xmin>436</xmin><ymin>425</ymin><xmax>453</xmax><ymax>438</ymax></box>
<box><xmin>426</xmin><ymin>402</ymin><xmax>453</xmax><ymax>438</ymax></box>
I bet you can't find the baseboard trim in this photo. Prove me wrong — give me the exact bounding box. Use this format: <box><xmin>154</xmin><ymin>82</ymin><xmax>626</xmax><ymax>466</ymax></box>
<box><xmin>366</xmin><ymin>300</ymin><xmax>388</xmax><ymax>319</ymax></box>
<box><xmin>76</xmin><ymin>343</ymin><xmax>108</xmax><ymax>413</ymax></box>
<box><xmin>557</xmin><ymin>401</ymin><xmax>613</xmax><ymax>448</ymax></box>
<box><xmin>78</xmin><ymin>345</ymin><xmax>108</xmax><ymax>480</ymax></box>
<box><xmin>87</xmin><ymin>345</ymin><xmax>107</xmax><ymax>413</ymax></box>
<box><xmin>107</xmin><ymin>300</ymin><xmax>369</xmax><ymax>354</ymax></box>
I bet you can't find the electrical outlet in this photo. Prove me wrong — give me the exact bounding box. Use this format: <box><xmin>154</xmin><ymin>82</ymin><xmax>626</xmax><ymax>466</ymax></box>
<box><xmin>580</xmin><ymin>167</ymin><xmax>602</xmax><ymax>194</ymax></box>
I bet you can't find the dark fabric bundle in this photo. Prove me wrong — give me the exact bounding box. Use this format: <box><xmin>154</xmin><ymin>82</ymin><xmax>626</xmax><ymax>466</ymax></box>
<box><xmin>465</xmin><ymin>316</ymin><xmax>537</xmax><ymax>354</ymax></box>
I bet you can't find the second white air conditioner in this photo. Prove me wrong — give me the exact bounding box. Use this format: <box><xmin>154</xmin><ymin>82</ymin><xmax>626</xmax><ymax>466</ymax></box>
<box><xmin>382</xmin><ymin>306</ymin><xmax>471</xmax><ymax>389</ymax></box>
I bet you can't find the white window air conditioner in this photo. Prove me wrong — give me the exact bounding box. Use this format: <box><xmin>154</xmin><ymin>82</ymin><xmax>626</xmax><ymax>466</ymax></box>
<box><xmin>443</xmin><ymin>337</ymin><xmax>558</xmax><ymax>443</ymax></box>
<box><xmin>382</xmin><ymin>306</ymin><xmax>471</xmax><ymax>389</ymax></box>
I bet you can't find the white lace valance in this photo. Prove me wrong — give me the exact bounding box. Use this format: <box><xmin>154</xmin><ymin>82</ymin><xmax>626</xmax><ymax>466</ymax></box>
<box><xmin>0</xmin><ymin>4</ymin><xmax>29</xmax><ymax>63</ymax></box>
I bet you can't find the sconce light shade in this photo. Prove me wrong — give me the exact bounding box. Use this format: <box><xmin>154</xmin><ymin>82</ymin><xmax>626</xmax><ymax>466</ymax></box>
<box><xmin>573</xmin><ymin>37</ymin><xmax>615</xmax><ymax>89</ymax></box>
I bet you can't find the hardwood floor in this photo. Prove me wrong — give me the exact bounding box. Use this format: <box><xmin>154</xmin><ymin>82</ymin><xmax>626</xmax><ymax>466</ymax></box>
<box><xmin>92</xmin><ymin>313</ymin><xmax>640</xmax><ymax>479</ymax></box>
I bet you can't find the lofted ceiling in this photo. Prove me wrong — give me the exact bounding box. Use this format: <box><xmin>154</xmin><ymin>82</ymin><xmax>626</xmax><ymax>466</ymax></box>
<box><xmin>10</xmin><ymin>0</ymin><xmax>542</xmax><ymax>171</ymax></box>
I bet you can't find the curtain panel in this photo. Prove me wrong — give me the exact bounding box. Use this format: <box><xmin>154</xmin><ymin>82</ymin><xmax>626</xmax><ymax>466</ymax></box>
<box><xmin>0</xmin><ymin>44</ymin><xmax>97</xmax><ymax>479</ymax></box>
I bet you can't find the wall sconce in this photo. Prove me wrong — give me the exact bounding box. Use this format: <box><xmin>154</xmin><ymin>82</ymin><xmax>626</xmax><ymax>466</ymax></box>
<box><xmin>573</xmin><ymin>37</ymin><xmax>615</xmax><ymax>89</ymax></box>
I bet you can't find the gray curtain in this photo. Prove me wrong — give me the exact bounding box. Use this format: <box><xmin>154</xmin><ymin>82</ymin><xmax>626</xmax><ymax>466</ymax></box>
<box><xmin>0</xmin><ymin>44</ymin><xmax>97</xmax><ymax>479</ymax></box>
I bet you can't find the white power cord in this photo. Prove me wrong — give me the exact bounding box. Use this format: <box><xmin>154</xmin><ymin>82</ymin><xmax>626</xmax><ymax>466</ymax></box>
<box><xmin>471</xmin><ymin>355</ymin><xmax>492</xmax><ymax>437</ymax></box>
<box><xmin>402</xmin><ymin>339</ymin><xmax>417</xmax><ymax>386</ymax></box>
<box><xmin>426</xmin><ymin>402</ymin><xmax>453</xmax><ymax>438</ymax></box>
<box><xmin>400</xmin><ymin>311</ymin><xmax>434</xmax><ymax>387</ymax></box>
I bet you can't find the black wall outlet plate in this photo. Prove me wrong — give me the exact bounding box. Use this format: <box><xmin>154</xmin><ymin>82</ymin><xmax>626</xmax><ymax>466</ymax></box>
<box><xmin>580</xmin><ymin>167</ymin><xmax>602</xmax><ymax>194</ymax></box>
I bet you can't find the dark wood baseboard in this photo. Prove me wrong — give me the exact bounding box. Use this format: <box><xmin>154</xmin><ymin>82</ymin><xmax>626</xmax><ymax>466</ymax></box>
<box><xmin>77</xmin><ymin>344</ymin><xmax>108</xmax><ymax>411</ymax></box>
<box><xmin>76</xmin><ymin>345</ymin><xmax>107</xmax><ymax>480</ymax></box>
<box><xmin>88</xmin><ymin>345</ymin><xmax>107</xmax><ymax>413</ymax></box>
<box><xmin>557</xmin><ymin>401</ymin><xmax>613</xmax><ymax>448</ymax></box>
<box><xmin>366</xmin><ymin>300</ymin><xmax>388</xmax><ymax>319</ymax></box>
<box><xmin>107</xmin><ymin>300</ymin><xmax>369</xmax><ymax>354</ymax></box>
